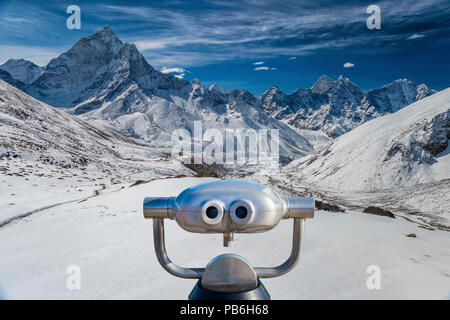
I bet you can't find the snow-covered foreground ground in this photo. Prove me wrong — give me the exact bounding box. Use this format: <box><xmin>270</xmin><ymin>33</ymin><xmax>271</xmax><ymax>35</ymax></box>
<box><xmin>0</xmin><ymin>177</ymin><xmax>449</xmax><ymax>299</ymax></box>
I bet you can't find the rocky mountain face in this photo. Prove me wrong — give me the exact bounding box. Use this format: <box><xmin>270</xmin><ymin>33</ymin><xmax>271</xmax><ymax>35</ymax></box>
<box><xmin>0</xmin><ymin>59</ymin><xmax>42</xmax><ymax>84</ymax></box>
<box><xmin>24</xmin><ymin>26</ymin><xmax>190</xmax><ymax>113</ymax></box>
<box><xmin>0</xmin><ymin>69</ymin><xmax>25</xmax><ymax>91</ymax></box>
<box><xmin>261</xmin><ymin>75</ymin><xmax>435</xmax><ymax>137</ymax></box>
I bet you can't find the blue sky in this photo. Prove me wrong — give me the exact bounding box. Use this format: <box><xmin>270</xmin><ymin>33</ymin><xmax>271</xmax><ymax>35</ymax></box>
<box><xmin>0</xmin><ymin>0</ymin><xmax>449</xmax><ymax>95</ymax></box>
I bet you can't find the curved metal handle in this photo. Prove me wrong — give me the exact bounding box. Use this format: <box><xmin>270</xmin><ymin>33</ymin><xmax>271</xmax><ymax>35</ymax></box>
<box><xmin>152</xmin><ymin>217</ymin><xmax>305</xmax><ymax>280</ymax></box>
<box><xmin>254</xmin><ymin>218</ymin><xmax>304</xmax><ymax>278</ymax></box>
<box><xmin>153</xmin><ymin>218</ymin><xmax>204</xmax><ymax>279</ymax></box>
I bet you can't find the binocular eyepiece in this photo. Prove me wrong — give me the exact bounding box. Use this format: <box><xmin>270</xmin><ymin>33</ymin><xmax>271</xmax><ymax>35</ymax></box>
<box><xmin>144</xmin><ymin>180</ymin><xmax>314</xmax><ymax>246</ymax></box>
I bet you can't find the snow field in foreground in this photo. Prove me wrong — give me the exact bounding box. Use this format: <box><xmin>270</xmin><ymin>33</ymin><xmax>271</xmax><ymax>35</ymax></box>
<box><xmin>0</xmin><ymin>177</ymin><xmax>449</xmax><ymax>299</ymax></box>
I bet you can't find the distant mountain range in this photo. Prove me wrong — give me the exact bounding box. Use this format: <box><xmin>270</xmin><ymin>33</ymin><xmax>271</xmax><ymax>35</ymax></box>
<box><xmin>0</xmin><ymin>26</ymin><xmax>438</xmax><ymax>164</ymax></box>
<box><xmin>261</xmin><ymin>76</ymin><xmax>434</xmax><ymax>137</ymax></box>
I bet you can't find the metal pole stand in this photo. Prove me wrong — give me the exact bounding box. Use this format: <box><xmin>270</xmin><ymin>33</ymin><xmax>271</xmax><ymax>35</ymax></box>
<box><xmin>143</xmin><ymin>180</ymin><xmax>314</xmax><ymax>300</ymax></box>
<box><xmin>152</xmin><ymin>217</ymin><xmax>304</xmax><ymax>300</ymax></box>
<box><xmin>188</xmin><ymin>254</ymin><xmax>270</xmax><ymax>300</ymax></box>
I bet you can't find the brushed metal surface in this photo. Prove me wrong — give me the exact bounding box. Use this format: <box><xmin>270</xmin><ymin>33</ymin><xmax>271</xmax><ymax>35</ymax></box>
<box><xmin>200</xmin><ymin>254</ymin><xmax>258</xmax><ymax>292</ymax></box>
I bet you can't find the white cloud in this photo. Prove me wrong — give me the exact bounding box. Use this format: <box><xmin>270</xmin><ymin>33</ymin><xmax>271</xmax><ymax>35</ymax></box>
<box><xmin>174</xmin><ymin>73</ymin><xmax>185</xmax><ymax>79</ymax></box>
<box><xmin>253</xmin><ymin>61</ymin><xmax>264</xmax><ymax>65</ymax></box>
<box><xmin>254</xmin><ymin>66</ymin><xmax>277</xmax><ymax>71</ymax></box>
<box><xmin>160</xmin><ymin>67</ymin><xmax>186</xmax><ymax>74</ymax></box>
<box><xmin>343</xmin><ymin>62</ymin><xmax>355</xmax><ymax>68</ymax></box>
<box><xmin>407</xmin><ymin>34</ymin><xmax>425</xmax><ymax>40</ymax></box>
<box><xmin>288</xmin><ymin>56</ymin><xmax>297</xmax><ymax>60</ymax></box>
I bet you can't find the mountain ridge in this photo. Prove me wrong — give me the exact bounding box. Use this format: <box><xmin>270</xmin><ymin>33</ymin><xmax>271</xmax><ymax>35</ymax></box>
<box><xmin>261</xmin><ymin>75</ymin><xmax>435</xmax><ymax>137</ymax></box>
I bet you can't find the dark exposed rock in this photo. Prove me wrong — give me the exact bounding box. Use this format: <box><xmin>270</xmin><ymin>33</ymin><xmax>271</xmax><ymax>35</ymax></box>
<box><xmin>315</xmin><ymin>200</ymin><xmax>345</xmax><ymax>212</ymax></box>
<box><xmin>363</xmin><ymin>206</ymin><xmax>395</xmax><ymax>218</ymax></box>
<box><xmin>184</xmin><ymin>162</ymin><xmax>230</xmax><ymax>178</ymax></box>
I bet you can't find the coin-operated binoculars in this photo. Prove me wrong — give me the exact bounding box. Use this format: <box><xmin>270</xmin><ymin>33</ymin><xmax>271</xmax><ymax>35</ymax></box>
<box><xmin>143</xmin><ymin>180</ymin><xmax>314</xmax><ymax>300</ymax></box>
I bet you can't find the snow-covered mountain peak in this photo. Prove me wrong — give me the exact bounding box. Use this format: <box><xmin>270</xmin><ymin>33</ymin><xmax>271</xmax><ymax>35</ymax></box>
<box><xmin>86</xmin><ymin>25</ymin><xmax>123</xmax><ymax>53</ymax></box>
<box><xmin>24</xmin><ymin>25</ymin><xmax>192</xmax><ymax>113</ymax></box>
<box><xmin>311</xmin><ymin>75</ymin><xmax>335</xmax><ymax>94</ymax></box>
<box><xmin>0</xmin><ymin>58</ymin><xmax>42</xmax><ymax>84</ymax></box>
<box><xmin>208</xmin><ymin>84</ymin><xmax>230</xmax><ymax>96</ymax></box>
<box><xmin>64</xmin><ymin>25</ymin><xmax>124</xmax><ymax>63</ymax></box>
<box><xmin>235</xmin><ymin>89</ymin><xmax>260</xmax><ymax>107</ymax></box>
<box><xmin>416</xmin><ymin>83</ymin><xmax>434</xmax><ymax>99</ymax></box>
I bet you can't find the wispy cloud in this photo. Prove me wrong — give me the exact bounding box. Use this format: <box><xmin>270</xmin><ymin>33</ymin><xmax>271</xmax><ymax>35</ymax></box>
<box><xmin>343</xmin><ymin>62</ymin><xmax>355</xmax><ymax>68</ymax></box>
<box><xmin>1</xmin><ymin>0</ymin><xmax>447</xmax><ymax>69</ymax></box>
<box><xmin>407</xmin><ymin>34</ymin><xmax>425</xmax><ymax>40</ymax></box>
<box><xmin>253</xmin><ymin>61</ymin><xmax>264</xmax><ymax>65</ymax></box>
<box><xmin>106</xmin><ymin>0</ymin><xmax>447</xmax><ymax>67</ymax></box>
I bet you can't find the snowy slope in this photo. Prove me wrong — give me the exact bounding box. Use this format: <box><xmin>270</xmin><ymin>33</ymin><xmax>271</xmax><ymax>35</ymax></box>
<box><xmin>264</xmin><ymin>89</ymin><xmax>450</xmax><ymax>227</ymax></box>
<box><xmin>261</xmin><ymin>76</ymin><xmax>435</xmax><ymax>137</ymax></box>
<box><xmin>0</xmin><ymin>177</ymin><xmax>449</xmax><ymax>299</ymax></box>
<box><xmin>283</xmin><ymin>88</ymin><xmax>450</xmax><ymax>191</ymax></box>
<box><xmin>0</xmin><ymin>79</ymin><xmax>191</xmax><ymax>225</ymax></box>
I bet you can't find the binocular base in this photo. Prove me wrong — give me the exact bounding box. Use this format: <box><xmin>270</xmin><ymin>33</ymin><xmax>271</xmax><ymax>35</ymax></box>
<box><xmin>188</xmin><ymin>279</ymin><xmax>270</xmax><ymax>300</ymax></box>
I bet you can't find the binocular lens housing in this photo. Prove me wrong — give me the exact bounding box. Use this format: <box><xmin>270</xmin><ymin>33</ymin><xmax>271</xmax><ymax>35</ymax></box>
<box><xmin>201</xmin><ymin>200</ymin><xmax>224</xmax><ymax>225</ymax></box>
<box><xmin>230</xmin><ymin>200</ymin><xmax>254</xmax><ymax>225</ymax></box>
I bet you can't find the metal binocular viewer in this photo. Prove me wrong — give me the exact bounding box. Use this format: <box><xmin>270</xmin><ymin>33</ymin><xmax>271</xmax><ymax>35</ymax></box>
<box><xmin>143</xmin><ymin>180</ymin><xmax>314</xmax><ymax>300</ymax></box>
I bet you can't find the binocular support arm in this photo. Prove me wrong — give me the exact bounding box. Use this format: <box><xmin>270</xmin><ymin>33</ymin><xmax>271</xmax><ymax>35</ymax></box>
<box><xmin>254</xmin><ymin>218</ymin><xmax>304</xmax><ymax>278</ymax></box>
<box><xmin>152</xmin><ymin>217</ymin><xmax>305</xmax><ymax>279</ymax></box>
<box><xmin>153</xmin><ymin>218</ymin><xmax>205</xmax><ymax>279</ymax></box>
